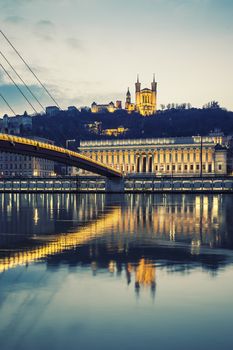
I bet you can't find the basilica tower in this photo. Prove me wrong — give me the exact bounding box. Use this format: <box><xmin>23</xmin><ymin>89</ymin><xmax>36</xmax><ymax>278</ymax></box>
<box><xmin>135</xmin><ymin>74</ymin><xmax>141</xmax><ymax>106</ymax></box>
<box><xmin>134</xmin><ymin>74</ymin><xmax>157</xmax><ymax>116</ymax></box>
<box><xmin>151</xmin><ymin>74</ymin><xmax>157</xmax><ymax>112</ymax></box>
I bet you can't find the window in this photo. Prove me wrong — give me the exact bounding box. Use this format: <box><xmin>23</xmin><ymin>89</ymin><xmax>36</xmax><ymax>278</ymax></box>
<box><xmin>166</xmin><ymin>165</ymin><xmax>170</xmax><ymax>171</ymax></box>
<box><xmin>190</xmin><ymin>164</ymin><xmax>194</xmax><ymax>171</ymax></box>
<box><xmin>196</xmin><ymin>164</ymin><xmax>200</xmax><ymax>170</ymax></box>
<box><xmin>218</xmin><ymin>164</ymin><xmax>222</xmax><ymax>171</ymax></box>
<box><xmin>184</xmin><ymin>165</ymin><xmax>188</xmax><ymax>170</ymax></box>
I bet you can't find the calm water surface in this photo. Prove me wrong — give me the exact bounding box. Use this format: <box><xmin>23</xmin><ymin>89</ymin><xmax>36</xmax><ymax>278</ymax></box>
<box><xmin>0</xmin><ymin>193</ymin><xmax>233</xmax><ymax>350</ymax></box>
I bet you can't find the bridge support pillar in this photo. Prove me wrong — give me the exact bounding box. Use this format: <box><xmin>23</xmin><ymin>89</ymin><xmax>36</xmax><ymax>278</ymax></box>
<box><xmin>105</xmin><ymin>178</ymin><xmax>124</xmax><ymax>193</ymax></box>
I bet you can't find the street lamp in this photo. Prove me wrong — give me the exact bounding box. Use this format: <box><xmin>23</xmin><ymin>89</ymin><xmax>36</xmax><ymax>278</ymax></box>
<box><xmin>65</xmin><ymin>139</ymin><xmax>76</xmax><ymax>176</ymax></box>
<box><xmin>65</xmin><ymin>139</ymin><xmax>76</xmax><ymax>149</ymax></box>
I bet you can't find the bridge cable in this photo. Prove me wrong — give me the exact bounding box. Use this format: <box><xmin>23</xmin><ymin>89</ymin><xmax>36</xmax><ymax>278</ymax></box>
<box><xmin>0</xmin><ymin>92</ymin><xmax>17</xmax><ymax>116</ymax></box>
<box><xmin>0</xmin><ymin>30</ymin><xmax>61</xmax><ymax>109</ymax></box>
<box><xmin>0</xmin><ymin>50</ymin><xmax>46</xmax><ymax>112</ymax></box>
<box><xmin>0</xmin><ymin>62</ymin><xmax>39</xmax><ymax>114</ymax></box>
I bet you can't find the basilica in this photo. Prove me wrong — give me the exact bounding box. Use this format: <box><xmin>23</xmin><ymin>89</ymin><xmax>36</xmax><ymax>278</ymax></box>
<box><xmin>91</xmin><ymin>75</ymin><xmax>157</xmax><ymax>116</ymax></box>
<box><xmin>125</xmin><ymin>75</ymin><xmax>157</xmax><ymax>116</ymax></box>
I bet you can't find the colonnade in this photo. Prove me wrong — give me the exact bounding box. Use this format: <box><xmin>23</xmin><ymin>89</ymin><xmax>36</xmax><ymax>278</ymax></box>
<box><xmin>82</xmin><ymin>146</ymin><xmax>219</xmax><ymax>175</ymax></box>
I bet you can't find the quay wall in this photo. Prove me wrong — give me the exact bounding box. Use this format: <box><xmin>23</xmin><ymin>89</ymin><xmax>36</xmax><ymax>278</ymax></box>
<box><xmin>1</xmin><ymin>176</ymin><xmax>233</xmax><ymax>193</ymax></box>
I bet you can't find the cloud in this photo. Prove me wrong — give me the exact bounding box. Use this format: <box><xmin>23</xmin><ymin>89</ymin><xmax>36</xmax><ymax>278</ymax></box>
<box><xmin>65</xmin><ymin>37</ymin><xmax>85</xmax><ymax>51</ymax></box>
<box><xmin>0</xmin><ymin>83</ymin><xmax>54</xmax><ymax>115</ymax></box>
<box><xmin>36</xmin><ymin>19</ymin><xmax>54</xmax><ymax>28</ymax></box>
<box><xmin>34</xmin><ymin>19</ymin><xmax>56</xmax><ymax>41</ymax></box>
<box><xmin>4</xmin><ymin>15</ymin><xmax>26</xmax><ymax>24</ymax></box>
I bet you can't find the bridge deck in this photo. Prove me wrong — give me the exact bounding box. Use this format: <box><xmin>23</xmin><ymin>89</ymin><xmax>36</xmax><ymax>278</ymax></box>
<box><xmin>0</xmin><ymin>134</ymin><xmax>122</xmax><ymax>178</ymax></box>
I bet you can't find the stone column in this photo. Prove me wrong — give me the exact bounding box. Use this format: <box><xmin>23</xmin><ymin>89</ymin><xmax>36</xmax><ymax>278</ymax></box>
<box><xmin>140</xmin><ymin>155</ymin><xmax>143</xmax><ymax>173</ymax></box>
<box><xmin>145</xmin><ymin>154</ymin><xmax>149</xmax><ymax>173</ymax></box>
<box><xmin>151</xmin><ymin>153</ymin><xmax>155</xmax><ymax>173</ymax></box>
<box><xmin>136</xmin><ymin>154</ymin><xmax>140</xmax><ymax>173</ymax></box>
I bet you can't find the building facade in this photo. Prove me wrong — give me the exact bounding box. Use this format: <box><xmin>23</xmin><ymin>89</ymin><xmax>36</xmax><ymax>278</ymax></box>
<box><xmin>79</xmin><ymin>136</ymin><xmax>230</xmax><ymax>176</ymax></box>
<box><xmin>46</xmin><ymin>106</ymin><xmax>60</xmax><ymax>116</ymax></box>
<box><xmin>125</xmin><ymin>75</ymin><xmax>157</xmax><ymax>116</ymax></box>
<box><xmin>0</xmin><ymin>113</ymin><xmax>32</xmax><ymax>135</ymax></box>
<box><xmin>0</xmin><ymin>137</ymin><xmax>55</xmax><ymax>177</ymax></box>
<box><xmin>91</xmin><ymin>101</ymin><xmax>117</xmax><ymax>113</ymax></box>
<box><xmin>0</xmin><ymin>153</ymin><xmax>55</xmax><ymax>177</ymax></box>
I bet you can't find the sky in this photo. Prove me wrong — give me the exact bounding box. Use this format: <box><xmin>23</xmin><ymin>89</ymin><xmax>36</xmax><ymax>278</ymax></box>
<box><xmin>0</xmin><ymin>0</ymin><xmax>233</xmax><ymax>115</ymax></box>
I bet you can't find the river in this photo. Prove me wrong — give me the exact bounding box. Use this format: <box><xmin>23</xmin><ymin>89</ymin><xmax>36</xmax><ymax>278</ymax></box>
<box><xmin>0</xmin><ymin>193</ymin><xmax>233</xmax><ymax>350</ymax></box>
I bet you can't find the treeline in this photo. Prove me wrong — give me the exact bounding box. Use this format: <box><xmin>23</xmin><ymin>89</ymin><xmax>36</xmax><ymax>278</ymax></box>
<box><xmin>30</xmin><ymin>105</ymin><xmax>233</xmax><ymax>147</ymax></box>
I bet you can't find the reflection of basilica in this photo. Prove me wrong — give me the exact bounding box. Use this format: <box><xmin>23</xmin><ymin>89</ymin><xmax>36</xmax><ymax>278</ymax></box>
<box><xmin>0</xmin><ymin>193</ymin><xmax>232</xmax><ymax>276</ymax></box>
<box><xmin>107</xmin><ymin>259</ymin><xmax>156</xmax><ymax>296</ymax></box>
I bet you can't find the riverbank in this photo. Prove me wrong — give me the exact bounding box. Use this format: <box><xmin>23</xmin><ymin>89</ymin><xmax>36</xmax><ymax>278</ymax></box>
<box><xmin>1</xmin><ymin>175</ymin><xmax>233</xmax><ymax>193</ymax></box>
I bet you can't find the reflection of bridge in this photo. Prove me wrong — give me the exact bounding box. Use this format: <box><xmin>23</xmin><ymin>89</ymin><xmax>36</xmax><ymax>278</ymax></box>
<box><xmin>0</xmin><ymin>193</ymin><xmax>231</xmax><ymax>274</ymax></box>
<box><xmin>0</xmin><ymin>207</ymin><xmax>121</xmax><ymax>273</ymax></box>
<box><xmin>0</xmin><ymin>134</ymin><xmax>122</xmax><ymax>178</ymax></box>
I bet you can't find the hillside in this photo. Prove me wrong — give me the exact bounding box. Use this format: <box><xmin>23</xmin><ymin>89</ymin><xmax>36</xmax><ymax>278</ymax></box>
<box><xmin>31</xmin><ymin>107</ymin><xmax>233</xmax><ymax>147</ymax></box>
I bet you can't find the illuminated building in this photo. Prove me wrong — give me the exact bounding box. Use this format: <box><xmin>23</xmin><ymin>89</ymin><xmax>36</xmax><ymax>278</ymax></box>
<box><xmin>0</xmin><ymin>152</ymin><xmax>55</xmax><ymax>177</ymax></box>
<box><xmin>125</xmin><ymin>75</ymin><xmax>157</xmax><ymax>116</ymax></box>
<box><xmin>102</xmin><ymin>126</ymin><xmax>128</xmax><ymax>137</ymax></box>
<box><xmin>79</xmin><ymin>136</ymin><xmax>229</xmax><ymax>175</ymax></box>
<box><xmin>91</xmin><ymin>101</ymin><xmax>116</xmax><ymax>113</ymax></box>
<box><xmin>84</xmin><ymin>121</ymin><xmax>102</xmax><ymax>134</ymax></box>
<box><xmin>90</xmin><ymin>75</ymin><xmax>157</xmax><ymax>116</ymax></box>
<box><xmin>125</xmin><ymin>88</ymin><xmax>136</xmax><ymax>113</ymax></box>
<box><xmin>0</xmin><ymin>137</ymin><xmax>55</xmax><ymax>177</ymax></box>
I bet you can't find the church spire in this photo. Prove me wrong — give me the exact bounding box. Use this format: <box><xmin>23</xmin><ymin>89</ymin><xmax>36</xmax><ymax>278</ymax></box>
<box><xmin>135</xmin><ymin>74</ymin><xmax>141</xmax><ymax>93</ymax></box>
<box><xmin>126</xmin><ymin>87</ymin><xmax>131</xmax><ymax>104</ymax></box>
<box><xmin>151</xmin><ymin>73</ymin><xmax>157</xmax><ymax>92</ymax></box>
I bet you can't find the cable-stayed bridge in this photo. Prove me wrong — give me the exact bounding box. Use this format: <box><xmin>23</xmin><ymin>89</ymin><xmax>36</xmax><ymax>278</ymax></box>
<box><xmin>0</xmin><ymin>31</ymin><xmax>123</xmax><ymax>178</ymax></box>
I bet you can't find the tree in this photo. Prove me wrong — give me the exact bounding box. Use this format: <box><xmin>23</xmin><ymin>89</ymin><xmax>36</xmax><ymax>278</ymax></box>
<box><xmin>203</xmin><ymin>101</ymin><xmax>220</xmax><ymax>109</ymax></box>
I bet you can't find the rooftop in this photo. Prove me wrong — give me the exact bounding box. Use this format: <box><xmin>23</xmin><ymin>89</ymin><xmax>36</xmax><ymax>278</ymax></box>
<box><xmin>80</xmin><ymin>136</ymin><xmax>228</xmax><ymax>148</ymax></box>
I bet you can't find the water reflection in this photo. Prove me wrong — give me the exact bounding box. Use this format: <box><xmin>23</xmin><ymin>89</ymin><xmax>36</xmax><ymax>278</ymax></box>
<box><xmin>1</xmin><ymin>194</ymin><xmax>233</xmax><ymax>350</ymax></box>
<box><xmin>1</xmin><ymin>193</ymin><xmax>233</xmax><ymax>276</ymax></box>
